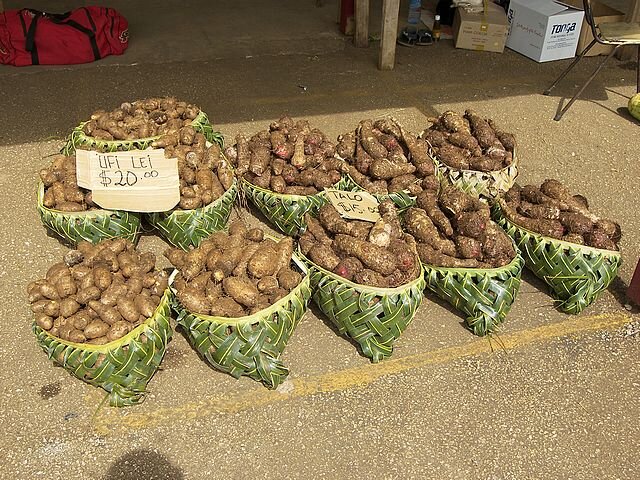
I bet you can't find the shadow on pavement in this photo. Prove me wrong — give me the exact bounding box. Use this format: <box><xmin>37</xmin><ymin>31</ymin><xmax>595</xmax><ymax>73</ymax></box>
<box><xmin>102</xmin><ymin>449</ymin><xmax>184</xmax><ymax>480</ymax></box>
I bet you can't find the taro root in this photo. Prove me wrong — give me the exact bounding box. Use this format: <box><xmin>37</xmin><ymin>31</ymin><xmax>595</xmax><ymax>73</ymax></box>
<box><xmin>228</xmin><ymin>117</ymin><xmax>341</xmax><ymax>196</ymax></box>
<box><xmin>86</xmin><ymin>97</ymin><xmax>203</xmax><ymax>142</ymax></box>
<box><xmin>165</xmin><ymin>222</ymin><xmax>303</xmax><ymax>318</ymax></box>
<box><xmin>406</xmin><ymin>188</ymin><xmax>515</xmax><ymax>268</ymax></box>
<box><xmin>28</xmin><ymin>239</ymin><xmax>166</xmax><ymax>344</ymax></box>
<box><xmin>502</xmin><ymin>180</ymin><xmax>620</xmax><ymax>250</ymax></box>
<box><xmin>40</xmin><ymin>155</ymin><xmax>91</xmax><ymax>212</ymax></box>
<box><xmin>336</xmin><ymin>118</ymin><xmax>438</xmax><ymax>197</ymax></box>
<box><xmin>300</xmin><ymin>201</ymin><xmax>421</xmax><ymax>288</ymax></box>
<box><xmin>44</xmin><ymin>98</ymin><xmax>230</xmax><ymax>212</ymax></box>
<box><xmin>167</xmin><ymin>137</ymin><xmax>232</xmax><ymax>210</ymax></box>
<box><xmin>423</xmin><ymin>109</ymin><xmax>515</xmax><ymax>172</ymax></box>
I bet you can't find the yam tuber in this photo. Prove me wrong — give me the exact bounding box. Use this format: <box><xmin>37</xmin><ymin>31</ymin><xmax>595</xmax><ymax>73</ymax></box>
<box><xmin>504</xmin><ymin>181</ymin><xmax>620</xmax><ymax>250</ymax></box>
<box><xmin>277</xmin><ymin>268</ymin><xmax>302</xmax><ymax>291</ymax></box>
<box><xmin>333</xmin><ymin>235</ymin><xmax>398</xmax><ymax>276</ymax></box>
<box><xmin>403</xmin><ymin>208</ymin><xmax>454</xmax><ymax>253</ymax></box>
<box><xmin>415</xmin><ymin>191</ymin><xmax>453</xmax><ymax>237</ymax></box>
<box><xmin>247</xmin><ymin>244</ymin><xmax>279</xmax><ymax>278</ymax></box>
<box><xmin>308</xmin><ymin>244</ymin><xmax>341</xmax><ymax>272</ymax></box>
<box><xmin>359</xmin><ymin>120</ymin><xmax>388</xmax><ymax>160</ymax></box>
<box><xmin>336</xmin><ymin>132</ymin><xmax>357</xmax><ymax>159</ymax></box>
<box><xmin>369</xmin><ymin>160</ymin><xmax>416</xmax><ymax>180</ymax></box>
<box><xmin>417</xmin><ymin>243</ymin><xmax>484</xmax><ymax>268</ymax></box>
<box><xmin>455</xmin><ymin>236</ymin><xmax>483</xmax><ymax>260</ymax></box>
<box><xmin>332</xmin><ymin>257</ymin><xmax>364</xmax><ymax>282</ymax></box>
<box><xmin>454</xmin><ymin>211</ymin><xmax>487</xmax><ymax>239</ymax></box>
<box><xmin>353</xmin><ymin>269</ymin><xmax>389</xmax><ymax>288</ymax></box>
<box><xmin>210</xmin><ymin>297</ymin><xmax>246</xmax><ymax>317</ymax></box>
<box><xmin>223</xmin><ymin>277</ymin><xmax>260</xmax><ymax>307</ymax></box>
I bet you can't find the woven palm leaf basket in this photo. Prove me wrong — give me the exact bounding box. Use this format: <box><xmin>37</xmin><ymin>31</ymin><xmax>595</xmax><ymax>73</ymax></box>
<box><xmin>241</xmin><ymin>176</ymin><xmax>351</xmax><ymax>237</ymax></box>
<box><xmin>427</xmin><ymin>148</ymin><xmax>519</xmax><ymax>199</ymax></box>
<box><xmin>37</xmin><ymin>182</ymin><xmax>141</xmax><ymax>246</ymax></box>
<box><xmin>32</xmin><ymin>287</ymin><xmax>173</xmax><ymax>407</ymax></box>
<box><xmin>146</xmin><ymin>178</ymin><xmax>238</xmax><ymax>249</ymax></box>
<box><xmin>171</xmin><ymin>257</ymin><xmax>312</xmax><ymax>389</ymax></box>
<box><xmin>62</xmin><ymin>110</ymin><xmax>223</xmax><ymax>155</ymax></box>
<box><xmin>422</xmin><ymin>242</ymin><xmax>524</xmax><ymax>336</ymax></box>
<box><xmin>492</xmin><ymin>200</ymin><xmax>622</xmax><ymax>314</ymax></box>
<box><xmin>342</xmin><ymin>174</ymin><xmax>417</xmax><ymax>211</ymax></box>
<box><xmin>299</xmin><ymin>250</ymin><xmax>426</xmax><ymax>363</ymax></box>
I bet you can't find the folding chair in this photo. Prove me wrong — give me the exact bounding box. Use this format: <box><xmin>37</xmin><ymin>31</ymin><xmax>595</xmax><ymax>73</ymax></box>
<box><xmin>543</xmin><ymin>0</ymin><xmax>640</xmax><ymax>121</ymax></box>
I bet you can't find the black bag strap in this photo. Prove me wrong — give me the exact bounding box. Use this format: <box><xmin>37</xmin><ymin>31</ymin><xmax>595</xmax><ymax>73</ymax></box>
<box><xmin>55</xmin><ymin>19</ymin><xmax>101</xmax><ymax>61</ymax></box>
<box><xmin>25</xmin><ymin>8</ymin><xmax>71</xmax><ymax>22</ymax></box>
<box><xmin>82</xmin><ymin>8</ymin><xmax>97</xmax><ymax>33</ymax></box>
<box><xmin>23</xmin><ymin>10</ymin><xmax>41</xmax><ymax>65</ymax></box>
<box><xmin>22</xmin><ymin>8</ymin><xmax>102</xmax><ymax>63</ymax></box>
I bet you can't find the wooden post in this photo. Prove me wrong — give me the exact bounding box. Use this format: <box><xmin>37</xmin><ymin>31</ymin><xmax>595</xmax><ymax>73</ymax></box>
<box><xmin>378</xmin><ymin>0</ymin><xmax>400</xmax><ymax>70</ymax></box>
<box><xmin>617</xmin><ymin>0</ymin><xmax>640</xmax><ymax>60</ymax></box>
<box><xmin>355</xmin><ymin>0</ymin><xmax>370</xmax><ymax>47</ymax></box>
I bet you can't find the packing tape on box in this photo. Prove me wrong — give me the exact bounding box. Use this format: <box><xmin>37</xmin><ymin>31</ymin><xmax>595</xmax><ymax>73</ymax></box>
<box><xmin>481</xmin><ymin>0</ymin><xmax>489</xmax><ymax>31</ymax></box>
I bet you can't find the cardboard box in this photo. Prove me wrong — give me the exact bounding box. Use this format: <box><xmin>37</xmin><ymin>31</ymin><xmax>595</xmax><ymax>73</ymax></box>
<box><xmin>506</xmin><ymin>0</ymin><xmax>585</xmax><ymax>62</ymax></box>
<box><xmin>453</xmin><ymin>2</ymin><xmax>509</xmax><ymax>53</ymax></box>
<box><xmin>559</xmin><ymin>0</ymin><xmax>625</xmax><ymax>56</ymax></box>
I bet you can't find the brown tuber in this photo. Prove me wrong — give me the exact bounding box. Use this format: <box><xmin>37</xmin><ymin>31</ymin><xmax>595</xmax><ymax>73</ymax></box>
<box><xmin>408</xmin><ymin>188</ymin><xmax>516</xmax><ymax>268</ymax></box>
<box><xmin>28</xmin><ymin>239</ymin><xmax>164</xmax><ymax>344</ymax></box>
<box><xmin>503</xmin><ymin>181</ymin><xmax>620</xmax><ymax>250</ymax></box>
<box><xmin>167</xmin><ymin>228</ymin><xmax>303</xmax><ymax>318</ymax></box>
<box><xmin>424</xmin><ymin>109</ymin><xmax>515</xmax><ymax>172</ymax></box>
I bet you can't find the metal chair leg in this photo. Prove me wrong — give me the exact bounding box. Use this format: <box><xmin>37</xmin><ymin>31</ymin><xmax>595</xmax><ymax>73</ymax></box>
<box><xmin>553</xmin><ymin>45</ymin><xmax>621</xmax><ymax>121</ymax></box>
<box><xmin>637</xmin><ymin>44</ymin><xmax>640</xmax><ymax>93</ymax></box>
<box><xmin>544</xmin><ymin>39</ymin><xmax>598</xmax><ymax>96</ymax></box>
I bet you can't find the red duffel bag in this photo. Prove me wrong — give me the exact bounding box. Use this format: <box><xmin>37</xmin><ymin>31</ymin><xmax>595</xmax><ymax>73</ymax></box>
<box><xmin>0</xmin><ymin>7</ymin><xmax>129</xmax><ymax>66</ymax></box>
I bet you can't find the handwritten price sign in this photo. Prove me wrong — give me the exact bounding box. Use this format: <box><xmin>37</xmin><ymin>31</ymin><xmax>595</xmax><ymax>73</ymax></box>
<box><xmin>76</xmin><ymin>149</ymin><xmax>180</xmax><ymax>212</ymax></box>
<box><xmin>325</xmin><ymin>189</ymin><xmax>380</xmax><ymax>223</ymax></box>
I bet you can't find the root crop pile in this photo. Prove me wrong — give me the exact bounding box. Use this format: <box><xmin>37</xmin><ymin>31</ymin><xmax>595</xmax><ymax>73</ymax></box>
<box><xmin>227</xmin><ymin>116</ymin><xmax>342</xmax><ymax>196</ymax></box>
<box><xmin>42</xmin><ymin>135</ymin><xmax>233</xmax><ymax>213</ymax></box>
<box><xmin>299</xmin><ymin>201</ymin><xmax>421</xmax><ymax>288</ymax></box>
<box><xmin>422</xmin><ymin>109</ymin><xmax>515</xmax><ymax>172</ymax></box>
<box><xmin>167</xmin><ymin>222</ymin><xmax>303</xmax><ymax>317</ymax></box>
<box><xmin>502</xmin><ymin>180</ymin><xmax>621</xmax><ymax>250</ymax></box>
<box><xmin>405</xmin><ymin>187</ymin><xmax>516</xmax><ymax>268</ymax></box>
<box><xmin>40</xmin><ymin>155</ymin><xmax>92</xmax><ymax>212</ymax></box>
<box><xmin>161</xmin><ymin>132</ymin><xmax>234</xmax><ymax>210</ymax></box>
<box><xmin>336</xmin><ymin>118</ymin><xmax>439</xmax><ymax>195</ymax></box>
<box><xmin>28</xmin><ymin>239</ymin><xmax>167</xmax><ymax>344</ymax></box>
<box><xmin>82</xmin><ymin>97</ymin><xmax>202</xmax><ymax>141</ymax></box>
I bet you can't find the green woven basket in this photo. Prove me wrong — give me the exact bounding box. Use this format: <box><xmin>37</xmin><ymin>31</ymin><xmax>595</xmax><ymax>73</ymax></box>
<box><xmin>146</xmin><ymin>179</ymin><xmax>238</xmax><ymax>249</ymax></box>
<box><xmin>342</xmin><ymin>174</ymin><xmax>416</xmax><ymax>211</ymax></box>
<box><xmin>241</xmin><ymin>176</ymin><xmax>351</xmax><ymax>237</ymax></box>
<box><xmin>492</xmin><ymin>201</ymin><xmax>622</xmax><ymax>314</ymax></box>
<box><xmin>422</xmin><ymin>244</ymin><xmax>524</xmax><ymax>336</ymax></box>
<box><xmin>428</xmin><ymin>148</ymin><xmax>519</xmax><ymax>199</ymax></box>
<box><xmin>300</xmin><ymin>251</ymin><xmax>426</xmax><ymax>363</ymax></box>
<box><xmin>62</xmin><ymin>110</ymin><xmax>223</xmax><ymax>155</ymax></box>
<box><xmin>171</xmin><ymin>257</ymin><xmax>312</xmax><ymax>389</ymax></box>
<box><xmin>37</xmin><ymin>182</ymin><xmax>141</xmax><ymax>246</ymax></box>
<box><xmin>32</xmin><ymin>288</ymin><xmax>173</xmax><ymax>407</ymax></box>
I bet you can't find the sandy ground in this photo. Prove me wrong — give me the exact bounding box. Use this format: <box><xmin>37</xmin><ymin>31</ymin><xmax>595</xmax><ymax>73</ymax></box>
<box><xmin>1</xmin><ymin>1</ymin><xmax>639</xmax><ymax>479</ymax></box>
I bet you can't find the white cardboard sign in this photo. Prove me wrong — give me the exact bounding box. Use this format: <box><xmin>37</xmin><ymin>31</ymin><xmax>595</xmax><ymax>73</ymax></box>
<box><xmin>76</xmin><ymin>149</ymin><xmax>180</xmax><ymax>212</ymax></box>
<box><xmin>325</xmin><ymin>189</ymin><xmax>381</xmax><ymax>223</ymax></box>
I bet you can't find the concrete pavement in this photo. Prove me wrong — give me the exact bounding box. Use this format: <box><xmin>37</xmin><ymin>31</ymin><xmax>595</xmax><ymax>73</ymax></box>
<box><xmin>1</xmin><ymin>1</ymin><xmax>639</xmax><ymax>478</ymax></box>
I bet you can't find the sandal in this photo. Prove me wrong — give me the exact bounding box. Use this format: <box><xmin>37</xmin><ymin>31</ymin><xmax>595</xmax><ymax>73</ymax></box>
<box><xmin>416</xmin><ymin>29</ymin><xmax>434</xmax><ymax>46</ymax></box>
<box><xmin>397</xmin><ymin>27</ymin><xmax>418</xmax><ymax>47</ymax></box>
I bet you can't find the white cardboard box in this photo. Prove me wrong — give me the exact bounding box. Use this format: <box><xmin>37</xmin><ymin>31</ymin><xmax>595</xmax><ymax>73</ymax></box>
<box><xmin>506</xmin><ymin>0</ymin><xmax>585</xmax><ymax>62</ymax></box>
